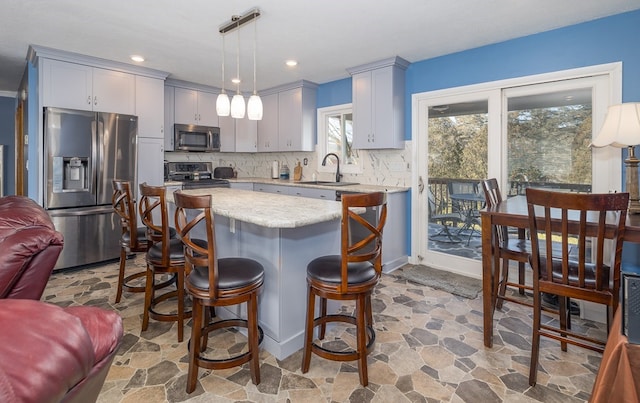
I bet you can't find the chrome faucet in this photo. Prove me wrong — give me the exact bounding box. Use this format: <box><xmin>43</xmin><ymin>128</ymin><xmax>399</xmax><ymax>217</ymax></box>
<box><xmin>321</xmin><ymin>153</ymin><xmax>342</xmax><ymax>182</ymax></box>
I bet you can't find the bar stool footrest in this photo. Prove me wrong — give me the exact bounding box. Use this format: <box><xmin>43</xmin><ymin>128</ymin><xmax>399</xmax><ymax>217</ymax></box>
<box><xmin>311</xmin><ymin>314</ymin><xmax>375</xmax><ymax>361</ymax></box>
<box><xmin>191</xmin><ymin>319</ymin><xmax>264</xmax><ymax>370</ymax></box>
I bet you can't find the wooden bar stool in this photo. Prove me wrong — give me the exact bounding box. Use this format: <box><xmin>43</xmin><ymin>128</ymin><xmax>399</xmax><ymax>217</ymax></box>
<box><xmin>301</xmin><ymin>192</ymin><xmax>387</xmax><ymax>386</ymax></box>
<box><xmin>174</xmin><ymin>191</ymin><xmax>264</xmax><ymax>393</ymax></box>
<box><xmin>138</xmin><ymin>182</ymin><xmax>192</xmax><ymax>342</ymax></box>
<box><xmin>112</xmin><ymin>180</ymin><xmax>175</xmax><ymax>303</ymax></box>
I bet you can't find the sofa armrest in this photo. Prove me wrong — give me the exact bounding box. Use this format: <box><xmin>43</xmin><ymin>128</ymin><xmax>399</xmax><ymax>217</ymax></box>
<box><xmin>0</xmin><ymin>299</ymin><xmax>123</xmax><ymax>403</ymax></box>
<box><xmin>0</xmin><ymin>196</ymin><xmax>64</xmax><ymax>299</ymax></box>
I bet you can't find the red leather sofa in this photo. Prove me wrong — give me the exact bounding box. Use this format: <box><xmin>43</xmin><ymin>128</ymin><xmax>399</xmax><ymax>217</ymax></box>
<box><xmin>0</xmin><ymin>196</ymin><xmax>124</xmax><ymax>402</ymax></box>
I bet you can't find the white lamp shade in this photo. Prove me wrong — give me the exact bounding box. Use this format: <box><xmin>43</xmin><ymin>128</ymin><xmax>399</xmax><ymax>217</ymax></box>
<box><xmin>591</xmin><ymin>103</ymin><xmax>640</xmax><ymax>148</ymax></box>
<box><xmin>216</xmin><ymin>92</ymin><xmax>230</xmax><ymax>117</ymax></box>
<box><xmin>231</xmin><ymin>94</ymin><xmax>246</xmax><ymax>119</ymax></box>
<box><xmin>247</xmin><ymin>94</ymin><xmax>263</xmax><ymax>120</ymax></box>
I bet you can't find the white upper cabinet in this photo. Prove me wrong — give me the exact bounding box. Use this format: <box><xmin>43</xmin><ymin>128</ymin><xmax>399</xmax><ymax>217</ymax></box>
<box><xmin>257</xmin><ymin>93</ymin><xmax>279</xmax><ymax>152</ymax></box>
<box><xmin>348</xmin><ymin>56</ymin><xmax>409</xmax><ymax>149</ymax></box>
<box><xmin>258</xmin><ymin>81</ymin><xmax>317</xmax><ymax>152</ymax></box>
<box><xmin>42</xmin><ymin>58</ymin><xmax>135</xmax><ymax>115</ymax></box>
<box><xmin>174</xmin><ymin>87</ymin><xmax>219</xmax><ymax>127</ymax></box>
<box><xmin>278</xmin><ymin>83</ymin><xmax>317</xmax><ymax>152</ymax></box>
<box><xmin>220</xmin><ymin>115</ymin><xmax>258</xmax><ymax>153</ymax></box>
<box><xmin>135</xmin><ymin>75</ymin><xmax>164</xmax><ymax>139</ymax></box>
<box><xmin>235</xmin><ymin>116</ymin><xmax>258</xmax><ymax>152</ymax></box>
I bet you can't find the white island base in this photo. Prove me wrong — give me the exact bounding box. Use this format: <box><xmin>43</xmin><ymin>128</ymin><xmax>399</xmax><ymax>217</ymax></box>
<box><xmin>213</xmin><ymin>215</ymin><xmax>340</xmax><ymax>360</ymax></box>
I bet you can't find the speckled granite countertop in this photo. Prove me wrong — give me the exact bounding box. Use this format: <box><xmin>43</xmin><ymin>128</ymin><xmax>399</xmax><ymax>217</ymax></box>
<box><xmin>167</xmin><ymin>187</ymin><xmax>344</xmax><ymax>228</ymax></box>
<box><xmin>229</xmin><ymin>177</ymin><xmax>408</xmax><ymax>193</ymax></box>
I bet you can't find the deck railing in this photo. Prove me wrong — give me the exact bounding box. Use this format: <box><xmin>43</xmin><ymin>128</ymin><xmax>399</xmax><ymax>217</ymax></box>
<box><xmin>428</xmin><ymin>178</ymin><xmax>592</xmax><ymax>217</ymax></box>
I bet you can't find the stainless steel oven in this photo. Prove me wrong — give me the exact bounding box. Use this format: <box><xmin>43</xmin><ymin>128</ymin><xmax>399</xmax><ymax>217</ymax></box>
<box><xmin>174</xmin><ymin>124</ymin><xmax>220</xmax><ymax>152</ymax></box>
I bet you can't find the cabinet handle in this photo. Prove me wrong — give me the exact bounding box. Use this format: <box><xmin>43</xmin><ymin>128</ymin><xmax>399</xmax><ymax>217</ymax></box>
<box><xmin>94</xmin><ymin>96</ymin><xmax>98</xmax><ymax>106</ymax></box>
<box><xmin>87</xmin><ymin>96</ymin><xmax>91</xmax><ymax>105</ymax></box>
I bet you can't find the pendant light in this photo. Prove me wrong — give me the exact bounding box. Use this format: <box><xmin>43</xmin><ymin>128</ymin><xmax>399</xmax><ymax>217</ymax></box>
<box><xmin>216</xmin><ymin>33</ymin><xmax>230</xmax><ymax>116</ymax></box>
<box><xmin>247</xmin><ymin>16</ymin><xmax>263</xmax><ymax>120</ymax></box>
<box><xmin>230</xmin><ymin>18</ymin><xmax>245</xmax><ymax>119</ymax></box>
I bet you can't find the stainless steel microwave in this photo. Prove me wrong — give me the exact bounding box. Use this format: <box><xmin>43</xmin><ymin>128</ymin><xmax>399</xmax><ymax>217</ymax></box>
<box><xmin>174</xmin><ymin>124</ymin><xmax>220</xmax><ymax>152</ymax></box>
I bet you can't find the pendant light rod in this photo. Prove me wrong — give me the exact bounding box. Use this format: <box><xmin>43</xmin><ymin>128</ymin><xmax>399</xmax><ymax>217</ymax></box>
<box><xmin>252</xmin><ymin>14</ymin><xmax>257</xmax><ymax>94</ymax></box>
<box><xmin>219</xmin><ymin>8</ymin><xmax>260</xmax><ymax>34</ymax></box>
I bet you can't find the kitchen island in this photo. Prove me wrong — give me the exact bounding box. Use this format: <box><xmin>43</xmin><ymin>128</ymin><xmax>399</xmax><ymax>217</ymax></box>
<box><xmin>167</xmin><ymin>187</ymin><xmax>383</xmax><ymax>359</ymax></box>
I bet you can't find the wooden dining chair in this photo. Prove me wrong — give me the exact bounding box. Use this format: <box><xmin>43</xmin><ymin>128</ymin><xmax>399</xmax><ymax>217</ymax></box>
<box><xmin>138</xmin><ymin>182</ymin><xmax>192</xmax><ymax>342</ymax></box>
<box><xmin>525</xmin><ymin>188</ymin><xmax>628</xmax><ymax>386</ymax></box>
<box><xmin>174</xmin><ymin>191</ymin><xmax>264</xmax><ymax>393</ymax></box>
<box><xmin>301</xmin><ymin>192</ymin><xmax>387</xmax><ymax>386</ymax></box>
<box><xmin>481</xmin><ymin>178</ymin><xmax>532</xmax><ymax>310</ymax></box>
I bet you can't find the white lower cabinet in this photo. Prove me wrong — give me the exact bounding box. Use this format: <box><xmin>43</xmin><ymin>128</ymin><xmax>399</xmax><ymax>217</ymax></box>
<box><xmin>229</xmin><ymin>182</ymin><xmax>254</xmax><ymax>190</ymax></box>
<box><xmin>251</xmin><ymin>183</ymin><xmax>335</xmax><ymax>200</ymax></box>
<box><xmin>288</xmin><ymin>187</ymin><xmax>335</xmax><ymax>200</ymax></box>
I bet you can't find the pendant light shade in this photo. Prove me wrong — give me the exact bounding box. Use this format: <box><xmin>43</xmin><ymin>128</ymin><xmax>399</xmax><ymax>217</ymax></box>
<box><xmin>216</xmin><ymin>32</ymin><xmax>230</xmax><ymax>116</ymax></box>
<box><xmin>216</xmin><ymin>93</ymin><xmax>230</xmax><ymax>117</ymax></box>
<box><xmin>247</xmin><ymin>94</ymin><xmax>263</xmax><ymax>120</ymax></box>
<box><xmin>231</xmin><ymin>93</ymin><xmax>246</xmax><ymax>119</ymax></box>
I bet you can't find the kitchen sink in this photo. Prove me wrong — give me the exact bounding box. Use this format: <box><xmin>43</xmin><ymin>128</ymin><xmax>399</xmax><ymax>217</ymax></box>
<box><xmin>297</xmin><ymin>181</ymin><xmax>359</xmax><ymax>186</ymax></box>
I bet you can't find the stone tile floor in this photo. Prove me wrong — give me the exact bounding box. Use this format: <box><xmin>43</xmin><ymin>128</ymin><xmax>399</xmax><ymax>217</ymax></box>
<box><xmin>42</xmin><ymin>256</ymin><xmax>604</xmax><ymax>402</ymax></box>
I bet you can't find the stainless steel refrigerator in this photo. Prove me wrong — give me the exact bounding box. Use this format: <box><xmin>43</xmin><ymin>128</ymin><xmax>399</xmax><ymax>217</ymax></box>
<box><xmin>44</xmin><ymin>107</ymin><xmax>138</xmax><ymax>270</ymax></box>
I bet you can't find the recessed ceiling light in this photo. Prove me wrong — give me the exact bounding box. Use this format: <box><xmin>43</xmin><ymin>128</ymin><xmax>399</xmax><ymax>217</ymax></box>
<box><xmin>285</xmin><ymin>60</ymin><xmax>298</xmax><ymax>67</ymax></box>
<box><xmin>130</xmin><ymin>55</ymin><xmax>145</xmax><ymax>62</ymax></box>
<box><xmin>231</xmin><ymin>78</ymin><xmax>241</xmax><ymax>84</ymax></box>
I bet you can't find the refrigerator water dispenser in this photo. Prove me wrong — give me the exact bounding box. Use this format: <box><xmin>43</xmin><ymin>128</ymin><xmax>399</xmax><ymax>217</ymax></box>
<box><xmin>62</xmin><ymin>157</ymin><xmax>88</xmax><ymax>191</ymax></box>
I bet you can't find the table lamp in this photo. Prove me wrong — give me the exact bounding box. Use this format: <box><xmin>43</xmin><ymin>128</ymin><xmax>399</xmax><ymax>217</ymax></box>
<box><xmin>591</xmin><ymin>103</ymin><xmax>640</xmax><ymax>214</ymax></box>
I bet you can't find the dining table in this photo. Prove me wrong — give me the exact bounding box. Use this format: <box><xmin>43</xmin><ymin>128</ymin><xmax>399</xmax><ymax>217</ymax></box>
<box><xmin>479</xmin><ymin>194</ymin><xmax>640</xmax><ymax>348</ymax></box>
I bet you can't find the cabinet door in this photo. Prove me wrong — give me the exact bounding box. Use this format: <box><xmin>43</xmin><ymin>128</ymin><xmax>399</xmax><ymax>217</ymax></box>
<box><xmin>197</xmin><ymin>91</ymin><xmax>219</xmax><ymax>127</ymax></box>
<box><xmin>236</xmin><ymin>117</ymin><xmax>258</xmax><ymax>152</ymax></box>
<box><xmin>257</xmin><ymin>93</ymin><xmax>278</xmax><ymax>151</ymax></box>
<box><xmin>42</xmin><ymin>59</ymin><xmax>93</xmax><ymax>110</ymax></box>
<box><xmin>278</xmin><ymin>88</ymin><xmax>303</xmax><ymax>151</ymax></box>
<box><xmin>352</xmin><ymin>71</ymin><xmax>373</xmax><ymax>149</ymax></box>
<box><xmin>92</xmin><ymin>67</ymin><xmax>135</xmax><ymax>114</ymax></box>
<box><xmin>137</xmin><ymin>136</ymin><xmax>165</xmax><ymax>207</ymax></box>
<box><xmin>174</xmin><ymin>87</ymin><xmax>198</xmax><ymax>125</ymax></box>
<box><xmin>135</xmin><ymin>76</ymin><xmax>165</xmax><ymax>139</ymax></box>
<box><xmin>164</xmin><ymin>86</ymin><xmax>175</xmax><ymax>150</ymax></box>
<box><xmin>219</xmin><ymin>115</ymin><xmax>235</xmax><ymax>152</ymax></box>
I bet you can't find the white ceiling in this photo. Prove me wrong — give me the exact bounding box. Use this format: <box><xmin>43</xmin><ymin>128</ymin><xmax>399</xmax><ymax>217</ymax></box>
<box><xmin>2</xmin><ymin>0</ymin><xmax>640</xmax><ymax>94</ymax></box>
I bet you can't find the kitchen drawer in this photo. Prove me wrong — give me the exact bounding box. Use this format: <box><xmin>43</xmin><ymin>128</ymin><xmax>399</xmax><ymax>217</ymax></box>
<box><xmin>289</xmin><ymin>187</ymin><xmax>336</xmax><ymax>200</ymax></box>
<box><xmin>253</xmin><ymin>183</ymin><xmax>289</xmax><ymax>194</ymax></box>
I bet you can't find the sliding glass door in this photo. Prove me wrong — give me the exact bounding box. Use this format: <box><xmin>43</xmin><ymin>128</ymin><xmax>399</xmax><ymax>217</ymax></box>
<box><xmin>413</xmin><ymin>65</ymin><xmax>620</xmax><ymax>277</ymax></box>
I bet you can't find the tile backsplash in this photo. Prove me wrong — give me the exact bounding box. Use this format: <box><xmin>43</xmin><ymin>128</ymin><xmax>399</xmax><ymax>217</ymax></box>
<box><xmin>164</xmin><ymin>141</ymin><xmax>413</xmax><ymax>188</ymax></box>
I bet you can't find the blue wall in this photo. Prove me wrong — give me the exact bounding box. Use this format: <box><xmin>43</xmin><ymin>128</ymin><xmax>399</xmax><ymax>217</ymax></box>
<box><xmin>315</xmin><ymin>9</ymin><xmax>640</xmax><ymax>264</ymax></box>
<box><xmin>316</xmin><ymin>9</ymin><xmax>640</xmax><ymax>139</ymax></box>
<box><xmin>405</xmin><ymin>10</ymin><xmax>640</xmax><ymax>140</ymax></box>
